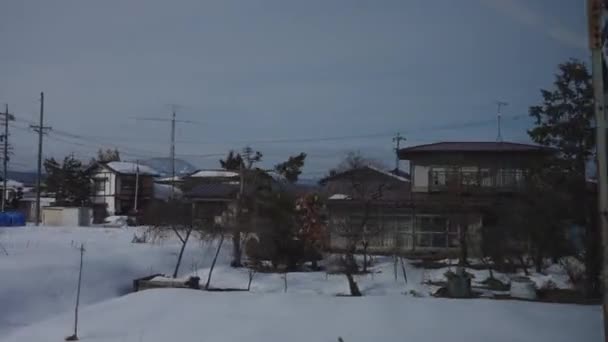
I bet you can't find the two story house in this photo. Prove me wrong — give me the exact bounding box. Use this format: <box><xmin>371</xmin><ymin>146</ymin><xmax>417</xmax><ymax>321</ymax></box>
<box><xmin>324</xmin><ymin>141</ymin><xmax>552</xmax><ymax>256</ymax></box>
<box><xmin>89</xmin><ymin>161</ymin><xmax>159</xmax><ymax>222</ymax></box>
<box><xmin>398</xmin><ymin>141</ymin><xmax>553</xmax><ymax>255</ymax></box>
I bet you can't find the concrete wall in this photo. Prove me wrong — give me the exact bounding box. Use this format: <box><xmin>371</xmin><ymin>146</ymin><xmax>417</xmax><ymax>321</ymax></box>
<box><xmin>42</xmin><ymin>207</ymin><xmax>92</xmax><ymax>226</ymax></box>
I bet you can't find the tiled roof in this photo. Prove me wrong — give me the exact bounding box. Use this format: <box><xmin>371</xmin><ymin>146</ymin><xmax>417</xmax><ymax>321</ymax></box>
<box><xmin>399</xmin><ymin>141</ymin><xmax>552</xmax><ymax>157</ymax></box>
<box><xmin>184</xmin><ymin>183</ymin><xmax>239</xmax><ymax>199</ymax></box>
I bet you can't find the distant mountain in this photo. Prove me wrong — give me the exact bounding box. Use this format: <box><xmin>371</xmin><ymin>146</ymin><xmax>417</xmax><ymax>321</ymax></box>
<box><xmin>140</xmin><ymin>158</ymin><xmax>197</xmax><ymax>177</ymax></box>
<box><xmin>6</xmin><ymin>171</ymin><xmax>42</xmax><ymax>187</ymax></box>
<box><xmin>297</xmin><ymin>178</ymin><xmax>321</xmax><ymax>186</ymax></box>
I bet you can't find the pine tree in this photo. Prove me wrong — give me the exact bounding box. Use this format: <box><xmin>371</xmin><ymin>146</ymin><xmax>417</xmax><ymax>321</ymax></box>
<box><xmin>45</xmin><ymin>156</ymin><xmax>91</xmax><ymax>206</ymax></box>
<box><xmin>219</xmin><ymin>151</ymin><xmax>243</xmax><ymax>171</ymax></box>
<box><xmin>275</xmin><ymin>153</ymin><xmax>306</xmax><ymax>183</ymax></box>
<box><xmin>527</xmin><ymin>59</ymin><xmax>599</xmax><ymax>297</ymax></box>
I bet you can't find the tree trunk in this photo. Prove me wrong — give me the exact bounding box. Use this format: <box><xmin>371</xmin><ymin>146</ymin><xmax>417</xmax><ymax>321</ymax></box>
<box><xmin>458</xmin><ymin>223</ymin><xmax>468</xmax><ymax>267</ymax></box>
<box><xmin>518</xmin><ymin>255</ymin><xmax>529</xmax><ymax>276</ymax></box>
<box><xmin>534</xmin><ymin>249</ymin><xmax>543</xmax><ymax>273</ymax></box>
<box><xmin>362</xmin><ymin>242</ymin><xmax>368</xmax><ymax>273</ymax></box>
<box><xmin>345</xmin><ymin>272</ymin><xmax>362</xmax><ymax>296</ymax></box>
<box><xmin>231</xmin><ymin>231</ymin><xmax>242</xmax><ymax>268</ymax></box>
<box><xmin>584</xmin><ymin>217</ymin><xmax>601</xmax><ymax>298</ymax></box>
<box><xmin>172</xmin><ymin>228</ymin><xmax>192</xmax><ymax>278</ymax></box>
<box><xmin>205</xmin><ymin>234</ymin><xmax>225</xmax><ymax>290</ymax></box>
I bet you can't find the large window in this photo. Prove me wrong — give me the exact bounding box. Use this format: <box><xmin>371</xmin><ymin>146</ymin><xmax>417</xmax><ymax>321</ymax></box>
<box><xmin>93</xmin><ymin>178</ymin><xmax>106</xmax><ymax>192</ymax></box>
<box><xmin>415</xmin><ymin>216</ymin><xmax>458</xmax><ymax>248</ymax></box>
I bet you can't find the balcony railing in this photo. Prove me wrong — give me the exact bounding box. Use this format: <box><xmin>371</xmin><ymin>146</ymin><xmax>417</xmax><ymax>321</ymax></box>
<box><xmin>428</xmin><ymin>170</ymin><xmax>525</xmax><ymax>193</ymax></box>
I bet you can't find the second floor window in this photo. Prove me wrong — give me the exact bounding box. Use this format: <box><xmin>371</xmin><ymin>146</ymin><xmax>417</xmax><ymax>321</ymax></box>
<box><xmin>93</xmin><ymin>178</ymin><xmax>106</xmax><ymax>192</ymax></box>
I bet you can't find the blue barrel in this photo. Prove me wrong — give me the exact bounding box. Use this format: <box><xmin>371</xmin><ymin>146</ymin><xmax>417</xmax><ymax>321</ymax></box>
<box><xmin>6</xmin><ymin>212</ymin><xmax>25</xmax><ymax>226</ymax></box>
<box><xmin>0</xmin><ymin>213</ymin><xmax>10</xmax><ymax>227</ymax></box>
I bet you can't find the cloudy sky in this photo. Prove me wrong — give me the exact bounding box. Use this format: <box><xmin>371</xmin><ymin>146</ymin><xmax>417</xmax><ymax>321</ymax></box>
<box><xmin>0</xmin><ymin>0</ymin><xmax>588</xmax><ymax>177</ymax></box>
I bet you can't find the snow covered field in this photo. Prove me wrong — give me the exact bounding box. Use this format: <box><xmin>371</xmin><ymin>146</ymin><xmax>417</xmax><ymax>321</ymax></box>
<box><xmin>0</xmin><ymin>226</ymin><xmax>603</xmax><ymax>341</ymax></box>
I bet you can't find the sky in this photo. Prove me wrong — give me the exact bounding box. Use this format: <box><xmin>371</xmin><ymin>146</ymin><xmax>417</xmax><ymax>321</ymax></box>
<box><xmin>0</xmin><ymin>0</ymin><xmax>589</xmax><ymax>177</ymax></box>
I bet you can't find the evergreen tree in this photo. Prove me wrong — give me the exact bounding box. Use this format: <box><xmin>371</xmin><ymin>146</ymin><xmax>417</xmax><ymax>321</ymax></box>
<box><xmin>275</xmin><ymin>153</ymin><xmax>306</xmax><ymax>183</ymax></box>
<box><xmin>45</xmin><ymin>155</ymin><xmax>91</xmax><ymax>206</ymax></box>
<box><xmin>219</xmin><ymin>150</ymin><xmax>243</xmax><ymax>171</ymax></box>
<box><xmin>527</xmin><ymin>59</ymin><xmax>599</xmax><ymax>297</ymax></box>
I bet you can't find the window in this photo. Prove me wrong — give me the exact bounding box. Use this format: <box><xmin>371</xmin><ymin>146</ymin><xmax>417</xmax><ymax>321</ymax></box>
<box><xmin>93</xmin><ymin>178</ymin><xmax>106</xmax><ymax>192</ymax></box>
<box><xmin>121</xmin><ymin>178</ymin><xmax>136</xmax><ymax>191</ymax></box>
<box><xmin>415</xmin><ymin>215</ymin><xmax>453</xmax><ymax>248</ymax></box>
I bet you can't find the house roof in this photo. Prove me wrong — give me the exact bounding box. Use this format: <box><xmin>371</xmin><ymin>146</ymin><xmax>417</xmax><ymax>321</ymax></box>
<box><xmin>320</xmin><ymin>165</ymin><xmax>410</xmax><ymax>184</ymax></box>
<box><xmin>154</xmin><ymin>183</ymin><xmax>182</xmax><ymax>201</ymax></box>
<box><xmin>0</xmin><ymin>179</ymin><xmax>24</xmax><ymax>189</ymax></box>
<box><xmin>184</xmin><ymin>183</ymin><xmax>240</xmax><ymax>199</ymax></box>
<box><xmin>398</xmin><ymin>141</ymin><xmax>553</xmax><ymax>158</ymax></box>
<box><xmin>157</xmin><ymin>175</ymin><xmax>184</xmax><ymax>183</ymax></box>
<box><xmin>101</xmin><ymin>162</ymin><xmax>159</xmax><ymax>176</ymax></box>
<box><xmin>188</xmin><ymin>170</ymin><xmax>239</xmax><ymax>178</ymax></box>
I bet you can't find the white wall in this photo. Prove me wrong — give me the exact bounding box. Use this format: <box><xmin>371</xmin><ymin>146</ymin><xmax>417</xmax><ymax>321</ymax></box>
<box><xmin>90</xmin><ymin>168</ymin><xmax>118</xmax><ymax>215</ymax></box>
<box><xmin>412</xmin><ymin>165</ymin><xmax>429</xmax><ymax>192</ymax></box>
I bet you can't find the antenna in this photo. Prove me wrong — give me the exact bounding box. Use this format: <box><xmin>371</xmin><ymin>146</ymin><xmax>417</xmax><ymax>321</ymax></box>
<box><xmin>496</xmin><ymin>101</ymin><xmax>508</xmax><ymax>142</ymax></box>
<box><xmin>392</xmin><ymin>133</ymin><xmax>406</xmax><ymax>172</ymax></box>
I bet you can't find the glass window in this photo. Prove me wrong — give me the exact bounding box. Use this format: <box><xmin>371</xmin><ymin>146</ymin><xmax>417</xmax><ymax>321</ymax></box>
<box><xmin>94</xmin><ymin>178</ymin><xmax>106</xmax><ymax>192</ymax></box>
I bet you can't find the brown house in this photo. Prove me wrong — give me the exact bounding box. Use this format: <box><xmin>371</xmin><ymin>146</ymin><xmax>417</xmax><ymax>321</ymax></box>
<box><xmin>323</xmin><ymin>142</ymin><xmax>553</xmax><ymax>256</ymax></box>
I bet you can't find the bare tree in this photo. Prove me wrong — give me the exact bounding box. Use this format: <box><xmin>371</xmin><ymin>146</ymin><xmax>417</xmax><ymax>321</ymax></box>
<box><xmin>204</xmin><ymin>231</ymin><xmax>225</xmax><ymax>290</ymax></box>
<box><xmin>143</xmin><ymin>199</ymin><xmax>200</xmax><ymax>278</ymax></box>
<box><xmin>326</xmin><ymin>155</ymin><xmax>389</xmax><ymax>295</ymax></box>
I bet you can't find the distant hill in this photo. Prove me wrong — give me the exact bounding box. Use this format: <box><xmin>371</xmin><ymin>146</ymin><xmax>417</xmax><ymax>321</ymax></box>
<box><xmin>140</xmin><ymin>158</ymin><xmax>197</xmax><ymax>176</ymax></box>
<box><xmin>6</xmin><ymin>171</ymin><xmax>42</xmax><ymax>187</ymax></box>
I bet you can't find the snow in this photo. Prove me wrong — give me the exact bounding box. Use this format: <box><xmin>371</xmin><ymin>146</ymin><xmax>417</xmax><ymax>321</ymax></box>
<box><xmin>153</xmin><ymin>183</ymin><xmax>182</xmax><ymax>200</ymax></box>
<box><xmin>105</xmin><ymin>162</ymin><xmax>158</xmax><ymax>175</ymax></box>
<box><xmin>157</xmin><ymin>175</ymin><xmax>182</xmax><ymax>182</ymax></box>
<box><xmin>328</xmin><ymin>193</ymin><xmax>351</xmax><ymax>200</ymax></box>
<box><xmin>102</xmin><ymin>215</ymin><xmax>128</xmax><ymax>227</ymax></box>
<box><xmin>0</xmin><ymin>227</ymin><xmax>602</xmax><ymax>342</ymax></box>
<box><xmin>189</xmin><ymin>170</ymin><xmax>239</xmax><ymax>178</ymax></box>
<box><xmin>366</xmin><ymin>164</ymin><xmax>410</xmax><ymax>182</ymax></box>
<box><xmin>0</xmin><ymin>226</ymin><xmax>205</xmax><ymax>337</ymax></box>
<box><xmin>2</xmin><ymin>289</ymin><xmax>601</xmax><ymax>342</ymax></box>
<box><xmin>0</xmin><ymin>180</ymin><xmax>23</xmax><ymax>189</ymax></box>
<box><xmin>424</xmin><ymin>265</ymin><xmax>572</xmax><ymax>290</ymax></box>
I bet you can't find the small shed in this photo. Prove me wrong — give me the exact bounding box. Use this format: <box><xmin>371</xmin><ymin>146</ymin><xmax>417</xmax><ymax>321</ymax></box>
<box><xmin>42</xmin><ymin>207</ymin><xmax>92</xmax><ymax>226</ymax></box>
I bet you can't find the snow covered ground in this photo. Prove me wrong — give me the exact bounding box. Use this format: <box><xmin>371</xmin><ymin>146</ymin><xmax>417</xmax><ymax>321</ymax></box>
<box><xmin>2</xmin><ymin>289</ymin><xmax>602</xmax><ymax>342</ymax></box>
<box><xmin>0</xmin><ymin>226</ymin><xmax>206</xmax><ymax>336</ymax></box>
<box><xmin>0</xmin><ymin>226</ymin><xmax>603</xmax><ymax>341</ymax></box>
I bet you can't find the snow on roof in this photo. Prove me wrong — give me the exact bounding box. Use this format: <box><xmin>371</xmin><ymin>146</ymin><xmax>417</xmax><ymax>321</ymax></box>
<box><xmin>328</xmin><ymin>193</ymin><xmax>351</xmax><ymax>200</ymax></box>
<box><xmin>322</xmin><ymin>165</ymin><xmax>409</xmax><ymax>184</ymax></box>
<box><xmin>366</xmin><ymin>165</ymin><xmax>410</xmax><ymax>183</ymax></box>
<box><xmin>105</xmin><ymin>162</ymin><xmax>159</xmax><ymax>176</ymax></box>
<box><xmin>157</xmin><ymin>175</ymin><xmax>183</xmax><ymax>182</ymax></box>
<box><xmin>1</xmin><ymin>179</ymin><xmax>24</xmax><ymax>189</ymax></box>
<box><xmin>189</xmin><ymin>170</ymin><xmax>239</xmax><ymax>178</ymax></box>
<box><xmin>154</xmin><ymin>183</ymin><xmax>182</xmax><ymax>201</ymax></box>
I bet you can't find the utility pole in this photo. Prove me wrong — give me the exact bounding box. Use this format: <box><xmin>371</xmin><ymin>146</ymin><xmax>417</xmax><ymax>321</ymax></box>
<box><xmin>133</xmin><ymin>160</ymin><xmax>140</xmax><ymax>212</ymax></box>
<box><xmin>496</xmin><ymin>101</ymin><xmax>508</xmax><ymax>142</ymax></box>
<box><xmin>133</xmin><ymin>105</ymin><xmax>200</xmax><ymax>200</ymax></box>
<box><xmin>170</xmin><ymin>108</ymin><xmax>176</xmax><ymax>199</ymax></box>
<box><xmin>66</xmin><ymin>243</ymin><xmax>85</xmax><ymax>341</ymax></box>
<box><xmin>31</xmin><ymin>92</ymin><xmax>51</xmax><ymax>226</ymax></box>
<box><xmin>588</xmin><ymin>1</ymin><xmax>608</xmax><ymax>339</ymax></box>
<box><xmin>1</xmin><ymin>105</ymin><xmax>14</xmax><ymax>212</ymax></box>
<box><xmin>392</xmin><ymin>133</ymin><xmax>406</xmax><ymax>172</ymax></box>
